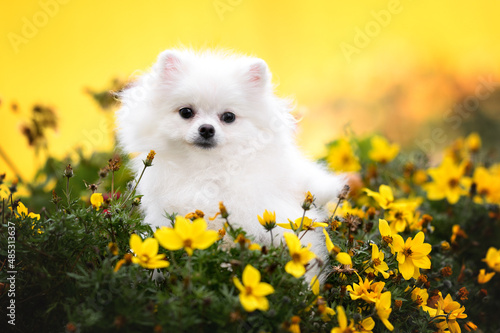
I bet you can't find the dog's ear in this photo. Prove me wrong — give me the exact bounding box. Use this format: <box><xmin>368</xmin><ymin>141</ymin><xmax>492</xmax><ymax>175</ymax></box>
<box><xmin>246</xmin><ymin>59</ymin><xmax>271</xmax><ymax>89</ymax></box>
<box><xmin>157</xmin><ymin>50</ymin><xmax>183</xmax><ymax>79</ymax></box>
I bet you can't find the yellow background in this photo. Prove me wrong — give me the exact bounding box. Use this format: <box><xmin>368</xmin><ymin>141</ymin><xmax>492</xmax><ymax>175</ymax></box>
<box><xmin>1</xmin><ymin>0</ymin><xmax>500</xmax><ymax>182</ymax></box>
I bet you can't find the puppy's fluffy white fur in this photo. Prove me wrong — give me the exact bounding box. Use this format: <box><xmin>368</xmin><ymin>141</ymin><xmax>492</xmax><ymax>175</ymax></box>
<box><xmin>116</xmin><ymin>49</ymin><xmax>345</xmax><ymax>267</ymax></box>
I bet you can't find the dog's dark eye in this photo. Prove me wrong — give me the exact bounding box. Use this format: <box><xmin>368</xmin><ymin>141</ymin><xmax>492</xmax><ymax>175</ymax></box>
<box><xmin>179</xmin><ymin>107</ymin><xmax>194</xmax><ymax>119</ymax></box>
<box><xmin>221</xmin><ymin>112</ymin><xmax>236</xmax><ymax>124</ymax></box>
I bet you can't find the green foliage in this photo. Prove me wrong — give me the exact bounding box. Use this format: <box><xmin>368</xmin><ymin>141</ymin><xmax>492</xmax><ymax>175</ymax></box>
<box><xmin>1</xmin><ymin>134</ymin><xmax>500</xmax><ymax>333</ymax></box>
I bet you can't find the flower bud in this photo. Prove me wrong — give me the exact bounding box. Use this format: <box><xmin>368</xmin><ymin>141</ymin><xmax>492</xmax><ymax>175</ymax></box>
<box><xmin>302</xmin><ymin>191</ymin><xmax>314</xmax><ymax>210</ymax></box>
<box><xmin>219</xmin><ymin>201</ymin><xmax>228</xmax><ymax>219</ymax></box>
<box><xmin>144</xmin><ymin>150</ymin><xmax>156</xmax><ymax>167</ymax></box>
<box><xmin>64</xmin><ymin>164</ymin><xmax>73</xmax><ymax>178</ymax></box>
<box><xmin>338</xmin><ymin>184</ymin><xmax>350</xmax><ymax>201</ymax></box>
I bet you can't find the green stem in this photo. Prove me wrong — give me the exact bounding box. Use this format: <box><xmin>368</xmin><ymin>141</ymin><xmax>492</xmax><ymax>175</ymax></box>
<box><xmin>65</xmin><ymin>177</ymin><xmax>70</xmax><ymax>207</ymax></box>
<box><xmin>111</xmin><ymin>170</ymin><xmax>115</xmax><ymax>202</ymax></box>
<box><xmin>270</xmin><ymin>229</ymin><xmax>274</xmax><ymax>247</ymax></box>
<box><xmin>224</xmin><ymin>217</ymin><xmax>236</xmax><ymax>235</ymax></box>
<box><xmin>328</xmin><ymin>196</ymin><xmax>343</xmax><ymax>223</ymax></box>
<box><xmin>187</xmin><ymin>255</ymin><xmax>193</xmax><ymax>292</ymax></box>
<box><xmin>297</xmin><ymin>209</ymin><xmax>307</xmax><ymax>235</ymax></box>
<box><xmin>122</xmin><ymin>164</ymin><xmax>147</xmax><ymax>208</ymax></box>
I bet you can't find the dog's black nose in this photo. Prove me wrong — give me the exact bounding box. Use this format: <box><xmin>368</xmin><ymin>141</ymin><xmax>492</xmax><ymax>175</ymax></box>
<box><xmin>198</xmin><ymin>124</ymin><xmax>215</xmax><ymax>139</ymax></box>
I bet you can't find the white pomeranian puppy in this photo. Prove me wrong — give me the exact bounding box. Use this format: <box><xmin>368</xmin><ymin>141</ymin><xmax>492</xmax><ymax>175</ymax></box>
<box><xmin>116</xmin><ymin>49</ymin><xmax>346</xmax><ymax>268</ymax></box>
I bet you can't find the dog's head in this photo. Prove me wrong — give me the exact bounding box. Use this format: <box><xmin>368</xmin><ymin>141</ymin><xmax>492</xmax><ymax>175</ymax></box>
<box><xmin>116</xmin><ymin>49</ymin><xmax>294</xmax><ymax>159</ymax></box>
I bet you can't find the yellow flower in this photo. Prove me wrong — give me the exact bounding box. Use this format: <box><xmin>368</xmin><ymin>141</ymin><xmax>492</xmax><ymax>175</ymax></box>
<box><xmin>234</xmin><ymin>233</ymin><xmax>251</xmax><ymax>247</ymax></box>
<box><xmin>411</xmin><ymin>287</ymin><xmax>437</xmax><ymax>317</ymax></box>
<box><xmin>347</xmin><ymin>274</ymin><xmax>377</xmax><ymax>303</ymax></box>
<box><xmin>277</xmin><ymin>216</ymin><xmax>327</xmax><ymax>232</ymax></box>
<box><xmin>393</xmin><ymin>232</ymin><xmax>432</xmax><ymax>280</ymax></box>
<box><xmin>477</xmin><ymin>269</ymin><xmax>495</xmax><ymax>284</ymax></box>
<box><xmin>464</xmin><ymin>321</ymin><xmax>478</xmax><ymax>332</ymax></box>
<box><xmin>310</xmin><ymin>275</ymin><xmax>320</xmax><ymax>296</ymax></box>
<box><xmin>375</xmin><ymin>291</ymin><xmax>394</xmax><ymax>331</ymax></box>
<box><xmin>317</xmin><ymin>298</ymin><xmax>336</xmax><ymax>322</ymax></box>
<box><xmin>379</xmin><ymin>219</ymin><xmax>395</xmax><ymax>253</ymax></box>
<box><xmin>114</xmin><ymin>253</ymin><xmax>133</xmax><ymax>272</ymax></box>
<box><xmin>326</xmin><ymin>139</ymin><xmax>361</xmax><ymax>172</ymax></box>
<box><xmin>465</xmin><ymin>132</ymin><xmax>481</xmax><ymax>153</ymax></box>
<box><xmin>331</xmin><ymin>306</ymin><xmax>355</xmax><ymax>333</ymax></box>
<box><xmin>364</xmin><ymin>185</ymin><xmax>394</xmax><ymax>209</ymax></box>
<box><xmin>385</xmin><ymin>202</ymin><xmax>418</xmax><ymax>233</ymax></box>
<box><xmin>413</xmin><ymin>169</ymin><xmax>428</xmax><ymax>186</ymax></box>
<box><xmin>257</xmin><ymin>210</ymin><xmax>277</xmax><ymax>230</ymax></box>
<box><xmin>368</xmin><ymin>135</ymin><xmax>399</xmax><ymax>164</ymax></box>
<box><xmin>108</xmin><ymin>242</ymin><xmax>119</xmax><ymax>256</ymax></box>
<box><xmin>365</xmin><ymin>243</ymin><xmax>390</xmax><ymax>279</ymax></box>
<box><xmin>233</xmin><ymin>264</ymin><xmax>274</xmax><ymax>312</ymax></box>
<box><xmin>90</xmin><ymin>193</ymin><xmax>104</xmax><ymax>210</ymax></box>
<box><xmin>433</xmin><ymin>293</ymin><xmax>468</xmax><ymax>333</ymax></box>
<box><xmin>471</xmin><ymin>166</ymin><xmax>500</xmax><ymax>205</ymax></box>
<box><xmin>154</xmin><ymin>216</ymin><xmax>218</xmax><ymax>256</ymax></box>
<box><xmin>423</xmin><ymin>157</ymin><xmax>469</xmax><ymax>204</ymax></box>
<box><xmin>355</xmin><ymin>317</ymin><xmax>375</xmax><ymax>333</ymax></box>
<box><xmin>347</xmin><ymin>273</ymin><xmax>385</xmax><ymax>304</ymax></box>
<box><xmin>482</xmin><ymin>247</ymin><xmax>500</xmax><ymax>272</ymax></box>
<box><xmin>450</xmin><ymin>224</ymin><xmax>468</xmax><ymax>245</ymax></box>
<box><xmin>289</xmin><ymin>315</ymin><xmax>301</xmax><ymax>333</ymax></box>
<box><xmin>322</xmin><ymin>228</ymin><xmax>352</xmax><ymax>265</ymax></box>
<box><xmin>444</xmin><ymin>137</ymin><xmax>466</xmax><ymax>163</ymax></box>
<box><xmin>248</xmin><ymin>243</ymin><xmax>262</xmax><ymax>251</ymax></box>
<box><xmin>283</xmin><ymin>233</ymin><xmax>316</xmax><ymax>278</ymax></box>
<box><xmin>129</xmin><ymin>234</ymin><xmax>170</xmax><ymax>269</ymax></box>
<box><xmin>16</xmin><ymin>202</ymin><xmax>40</xmax><ymax>220</ymax></box>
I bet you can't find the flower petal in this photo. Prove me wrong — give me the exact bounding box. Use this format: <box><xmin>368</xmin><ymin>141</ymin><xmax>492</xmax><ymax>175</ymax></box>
<box><xmin>174</xmin><ymin>215</ymin><xmax>192</xmax><ymax>238</ymax></box>
<box><xmin>285</xmin><ymin>261</ymin><xmax>306</xmax><ymax>278</ymax></box>
<box><xmin>155</xmin><ymin>227</ymin><xmax>184</xmax><ymax>250</ymax></box>
<box><xmin>323</xmin><ymin>228</ymin><xmax>334</xmax><ymax>253</ymax></box>
<box><xmin>239</xmin><ymin>294</ymin><xmax>259</xmax><ymax>312</ymax></box>
<box><xmin>336</xmin><ymin>252</ymin><xmax>352</xmax><ymax>266</ymax></box>
<box><xmin>130</xmin><ymin>234</ymin><xmax>142</xmax><ymax>254</ymax></box>
<box><xmin>193</xmin><ymin>230</ymin><xmax>218</xmax><ymax>250</ymax></box>
<box><xmin>284</xmin><ymin>232</ymin><xmax>300</xmax><ymax>252</ymax></box>
<box><xmin>17</xmin><ymin>202</ymin><xmax>28</xmax><ymax>217</ymax></box>
<box><xmin>336</xmin><ymin>306</ymin><xmax>347</xmax><ymax>328</ymax></box>
<box><xmin>253</xmin><ymin>282</ymin><xmax>274</xmax><ymax>297</ymax></box>
<box><xmin>142</xmin><ymin>237</ymin><xmax>159</xmax><ymax>256</ymax></box>
<box><xmin>379</xmin><ymin>219</ymin><xmax>391</xmax><ymax>236</ymax></box>
<box><xmin>233</xmin><ymin>277</ymin><xmax>245</xmax><ymax>292</ymax></box>
<box><xmin>392</xmin><ymin>234</ymin><xmax>405</xmax><ymax>252</ymax></box>
<box><xmin>411</xmin><ymin>255</ymin><xmax>431</xmax><ymax>269</ymax></box>
<box><xmin>190</xmin><ymin>218</ymin><xmax>209</xmax><ymax>238</ymax></box>
<box><xmin>242</xmin><ymin>265</ymin><xmax>261</xmax><ymax>288</ymax></box>
<box><xmin>255</xmin><ymin>296</ymin><xmax>269</xmax><ymax>311</ymax></box>
<box><xmin>399</xmin><ymin>258</ymin><xmax>415</xmax><ymax>280</ymax></box>
<box><xmin>412</xmin><ymin>242</ymin><xmax>432</xmax><ymax>256</ymax></box>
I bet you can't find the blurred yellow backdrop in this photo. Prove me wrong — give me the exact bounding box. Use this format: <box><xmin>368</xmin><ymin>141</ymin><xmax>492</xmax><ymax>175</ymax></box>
<box><xmin>1</xmin><ymin>0</ymin><xmax>500</xmax><ymax>182</ymax></box>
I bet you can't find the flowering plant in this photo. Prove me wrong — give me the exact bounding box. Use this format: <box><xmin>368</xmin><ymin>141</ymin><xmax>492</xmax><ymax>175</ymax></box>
<box><xmin>1</xmin><ymin>134</ymin><xmax>500</xmax><ymax>332</ymax></box>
